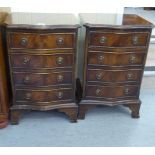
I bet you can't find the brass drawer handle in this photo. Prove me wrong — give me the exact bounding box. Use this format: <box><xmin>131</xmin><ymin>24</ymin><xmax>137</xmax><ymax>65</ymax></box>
<box><xmin>124</xmin><ymin>88</ymin><xmax>130</xmax><ymax>95</ymax></box>
<box><xmin>23</xmin><ymin>57</ymin><xmax>30</xmax><ymax>65</ymax></box>
<box><xmin>57</xmin><ymin>91</ymin><xmax>63</xmax><ymax>99</ymax></box>
<box><xmin>127</xmin><ymin>73</ymin><xmax>133</xmax><ymax>80</ymax></box>
<box><xmin>23</xmin><ymin>76</ymin><xmax>30</xmax><ymax>84</ymax></box>
<box><xmin>20</xmin><ymin>38</ymin><xmax>28</xmax><ymax>46</ymax></box>
<box><xmin>56</xmin><ymin>37</ymin><xmax>64</xmax><ymax>45</ymax></box>
<box><xmin>56</xmin><ymin>56</ymin><xmax>64</xmax><ymax>65</ymax></box>
<box><xmin>100</xmin><ymin>36</ymin><xmax>107</xmax><ymax>44</ymax></box>
<box><xmin>132</xmin><ymin>36</ymin><xmax>138</xmax><ymax>45</ymax></box>
<box><xmin>96</xmin><ymin>89</ymin><xmax>102</xmax><ymax>96</ymax></box>
<box><xmin>129</xmin><ymin>55</ymin><xmax>136</xmax><ymax>64</ymax></box>
<box><xmin>98</xmin><ymin>55</ymin><xmax>104</xmax><ymax>63</ymax></box>
<box><xmin>96</xmin><ymin>73</ymin><xmax>102</xmax><ymax>80</ymax></box>
<box><xmin>25</xmin><ymin>92</ymin><xmax>31</xmax><ymax>100</ymax></box>
<box><xmin>57</xmin><ymin>74</ymin><xmax>63</xmax><ymax>82</ymax></box>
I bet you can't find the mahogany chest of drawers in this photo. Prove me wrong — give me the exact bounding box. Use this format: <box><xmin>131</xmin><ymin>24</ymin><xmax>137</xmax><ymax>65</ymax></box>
<box><xmin>0</xmin><ymin>12</ymin><xmax>9</xmax><ymax>128</ymax></box>
<box><xmin>6</xmin><ymin>13</ymin><xmax>79</xmax><ymax>124</ymax></box>
<box><xmin>78</xmin><ymin>14</ymin><xmax>154</xmax><ymax>119</ymax></box>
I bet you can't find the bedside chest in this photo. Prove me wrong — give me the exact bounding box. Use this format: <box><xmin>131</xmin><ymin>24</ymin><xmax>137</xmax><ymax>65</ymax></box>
<box><xmin>6</xmin><ymin>13</ymin><xmax>80</xmax><ymax>124</ymax></box>
<box><xmin>78</xmin><ymin>14</ymin><xmax>154</xmax><ymax>119</ymax></box>
<box><xmin>0</xmin><ymin>12</ymin><xmax>9</xmax><ymax>128</ymax></box>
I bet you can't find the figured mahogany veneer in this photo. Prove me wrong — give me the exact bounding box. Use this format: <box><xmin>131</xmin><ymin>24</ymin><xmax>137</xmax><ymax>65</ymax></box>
<box><xmin>15</xmin><ymin>88</ymin><xmax>74</xmax><ymax>104</ymax></box>
<box><xmin>88</xmin><ymin>51</ymin><xmax>145</xmax><ymax>67</ymax></box>
<box><xmin>10</xmin><ymin>53</ymin><xmax>74</xmax><ymax>69</ymax></box>
<box><xmin>6</xmin><ymin>13</ymin><xmax>80</xmax><ymax>124</ymax></box>
<box><xmin>13</xmin><ymin>71</ymin><xmax>73</xmax><ymax>87</ymax></box>
<box><xmin>78</xmin><ymin>14</ymin><xmax>154</xmax><ymax>119</ymax></box>
<box><xmin>87</xmin><ymin>68</ymin><xmax>142</xmax><ymax>83</ymax></box>
<box><xmin>89</xmin><ymin>32</ymin><xmax>149</xmax><ymax>47</ymax></box>
<box><xmin>9</xmin><ymin>32</ymin><xmax>75</xmax><ymax>49</ymax></box>
<box><xmin>85</xmin><ymin>85</ymin><xmax>139</xmax><ymax>101</ymax></box>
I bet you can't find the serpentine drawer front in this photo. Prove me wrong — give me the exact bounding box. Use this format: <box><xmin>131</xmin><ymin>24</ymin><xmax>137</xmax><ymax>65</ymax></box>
<box><xmin>86</xmin><ymin>68</ymin><xmax>142</xmax><ymax>83</ymax></box>
<box><xmin>10</xmin><ymin>53</ymin><xmax>74</xmax><ymax>69</ymax></box>
<box><xmin>87</xmin><ymin>51</ymin><xmax>145</xmax><ymax>67</ymax></box>
<box><xmin>78</xmin><ymin>13</ymin><xmax>154</xmax><ymax>119</ymax></box>
<box><xmin>9</xmin><ymin>32</ymin><xmax>75</xmax><ymax>49</ymax></box>
<box><xmin>89</xmin><ymin>31</ymin><xmax>149</xmax><ymax>47</ymax></box>
<box><xmin>15</xmin><ymin>88</ymin><xmax>74</xmax><ymax>104</ymax></box>
<box><xmin>85</xmin><ymin>85</ymin><xmax>139</xmax><ymax>101</ymax></box>
<box><xmin>6</xmin><ymin>13</ymin><xmax>80</xmax><ymax>124</ymax></box>
<box><xmin>13</xmin><ymin>71</ymin><xmax>73</xmax><ymax>87</ymax></box>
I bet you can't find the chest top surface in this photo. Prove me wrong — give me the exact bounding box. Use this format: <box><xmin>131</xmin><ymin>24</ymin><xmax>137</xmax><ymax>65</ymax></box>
<box><xmin>79</xmin><ymin>13</ymin><xmax>154</xmax><ymax>29</ymax></box>
<box><xmin>5</xmin><ymin>12</ymin><xmax>80</xmax><ymax>29</ymax></box>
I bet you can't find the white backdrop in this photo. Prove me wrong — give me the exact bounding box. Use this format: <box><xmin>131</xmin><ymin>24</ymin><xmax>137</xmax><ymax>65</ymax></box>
<box><xmin>0</xmin><ymin>0</ymin><xmax>155</xmax><ymax>14</ymax></box>
<box><xmin>0</xmin><ymin>0</ymin><xmax>125</xmax><ymax>14</ymax></box>
<box><xmin>1</xmin><ymin>0</ymin><xmax>155</xmax><ymax>14</ymax></box>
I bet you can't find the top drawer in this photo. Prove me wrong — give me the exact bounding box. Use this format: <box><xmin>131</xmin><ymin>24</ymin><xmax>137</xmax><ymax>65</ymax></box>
<box><xmin>8</xmin><ymin>32</ymin><xmax>76</xmax><ymax>49</ymax></box>
<box><xmin>89</xmin><ymin>31</ymin><xmax>149</xmax><ymax>48</ymax></box>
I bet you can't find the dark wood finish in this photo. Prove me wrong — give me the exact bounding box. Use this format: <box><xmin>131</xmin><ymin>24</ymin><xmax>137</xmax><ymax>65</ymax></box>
<box><xmin>89</xmin><ymin>31</ymin><xmax>149</xmax><ymax>47</ymax></box>
<box><xmin>0</xmin><ymin>12</ymin><xmax>9</xmax><ymax>128</ymax></box>
<box><xmin>78</xmin><ymin>104</ymin><xmax>96</xmax><ymax>119</ymax></box>
<box><xmin>58</xmin><ymin>107</ymin><xmax>78</xmax><ymax>122</ymax></box>
<box><xmin>13</xmin><ymin>71</ymin><xmax>72</xmax><ymax>87</ymax></box>
<box><xmin>85</xmin><ymin>85</ymin><xmax>139</xmax><ymax>100</ymax></box>
<box><xmin>88</xmin><ymin>51</ymin><xmax>145</xmax><ymax>67</ymax></box>
<box><xmin>10</xmin><ymin>53</ymin><xmax>74</xmax><ymax>69</ymax></box>
<box><xmin>87</xmin><ymin>68</ymin><xmax>142</xmax><ymax>83</ymax></box>
<box><xmin>79</xmin><ymin>13</ymin><xmax>154</xmax><ymax>119</ymax></box>
<box><xmin>6</xmin><ymin>13</ymin><xmax>80</xmax><ymax>124</ymax></box>
<box><xmin>9</xmin><ymin>32</ymin><xmax>75</xmax><ymax>49</ymax></box>
<box><xmin>144</xmin><ymin>7</ymin><xmax>155</xmax><ymax>10</ymax></box>
<box><xmin>15</xmin><ymin>88</ymin><xmax>73</xmax><ymax>104</ymax></box>
<box><xmin>10</xmin><ymin>109</ymin><xmax>22</xmax><ymax>125</ymax></box>
<box><xmin>76</xmin><ymin>78</ymin><xmax>82</xmax><ymax>103</ymax></box>
<box><xmin>124</xmin><ymin>103</ymin><xmax>141</xmax><ymax>118</ymax></box>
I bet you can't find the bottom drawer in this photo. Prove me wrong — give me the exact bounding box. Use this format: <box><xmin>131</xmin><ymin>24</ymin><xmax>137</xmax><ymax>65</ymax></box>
<box><xmin>85</xmin><ymin>85</ymin><xmax>139</xmax><ymax>101</ymax></box>
<box><xmin>14</xmin><ymin>88</ymin><xmax>74</xmax><ymax>104</ymax></box>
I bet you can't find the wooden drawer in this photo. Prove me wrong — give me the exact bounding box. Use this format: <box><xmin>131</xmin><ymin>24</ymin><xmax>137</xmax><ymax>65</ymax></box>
<box><xmin>88</xmin><ymin>51</ymin><xmax>145</xmax><ymax>67</ymax></box>
<box><xmin>89</xmin><ymin>31</ymin><xmax>149</xmax><ymax>47</ymax></box>
<box><xmin>10</xmin><ymin>53</ymin><xmax>74</xmax><ymax>69</ymax></box>
<box><xmin>13</xmin><ymin>71</ymin><xmax>72</xmax><ymax>87</ymax></box>
<box><xmin>8</xmin><ymin>32</ymin><xmax>75</xmax><ymax>49</ymax></box>
<box><xmin>15</xmin><ymin>88</ymin><xmax>73</xmax><ymax>103</ymax></box>
<box><xmin>85</xmin><ymin>85</ymin><xmax>139</xmax><ymax>100</ymax></box>
<box><xmin>87</xmin><ymin>68</ymin><xmax>142</xmax><ymax>83</ymax></box>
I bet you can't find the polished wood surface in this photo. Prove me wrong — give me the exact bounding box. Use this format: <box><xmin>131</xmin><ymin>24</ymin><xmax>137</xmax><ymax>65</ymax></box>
<box><xmin>89</xmin><ymin>31</ymin><xmax>149</xmax><ymax>47</ymax></box>
<box><xmin>87</xmin><ymin>51</ymin><xmax>145</xmax><ymax>67</ymax></box>
<box><xmin>85</xmin><ymin>85</ymin><xmax>139</xmax><ymax>101</ymax></box>
<box><xmin>15</xmin><ymin>88</ymin><xmax>73</xmax><ymax>104</ymax></box>
<box><xmin>0</xmin><ymin>12</ymin><xmax>9</xmax><ymax>128</ymax></box>
<box><xmin>9</xmin><ymin>32</ymin><xmax>75</xmax><ymax>49</ymax></box>
<box><xmin>10</xmin><ymin>53</ymin><xmax>74</xmax><ymax>69</ymax></box>
<box><xmin>6</xmin><ymin>13</ymin><xmax>80</xmax><ymax>124</ymax></box>
<box><xmin>13</xmin><ymin>71</ymin><xmax>73</xmax><ymax>87</ymax></box>
<box><xmin>78</xmin><ymin>13</ymin><xmax>154</xmax><ymax>119</ymax></box>
<box><xmin>87</xmin><ymin>68</ymin><xmax>142</xmax><ymax>83</ymax></box>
